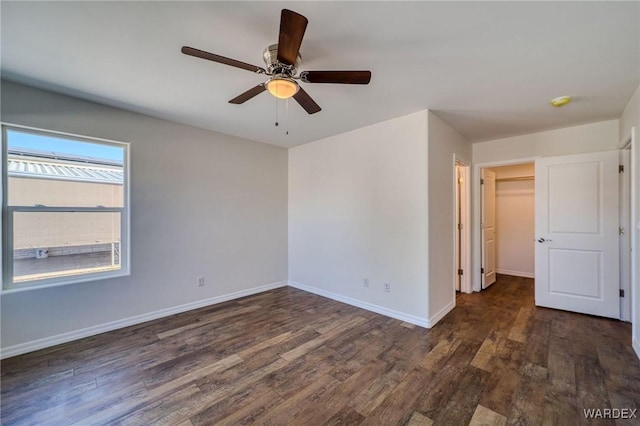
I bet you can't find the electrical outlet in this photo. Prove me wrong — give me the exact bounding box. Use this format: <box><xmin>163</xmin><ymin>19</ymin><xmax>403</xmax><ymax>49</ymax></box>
<box><xmin>384</xmin><ymin>282</ymin><xmax>391</xmax><ymax>293</ymax></box>
<box><xmin>197</xmin><ymin>277</ymin><xmax>205</xmax><ymax>287</ymax></box>
<box><xmin>364</xmin><ymin>278</ymin><xmax>369</xmax><ymax>288</ymax></box>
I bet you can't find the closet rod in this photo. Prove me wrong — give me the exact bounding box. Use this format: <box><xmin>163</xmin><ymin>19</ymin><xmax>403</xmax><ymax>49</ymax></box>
<box><xmin>496</xmin><ymin>175</ymin><xmax>535</xmax><ymax>182</ymax></box>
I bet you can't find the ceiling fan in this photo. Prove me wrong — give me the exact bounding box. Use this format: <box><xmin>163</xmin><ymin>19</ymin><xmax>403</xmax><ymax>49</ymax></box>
<box><xmin>181</xmin><ymin>9</ymin><xmax>372</xmax><ymax>114</ymax></box>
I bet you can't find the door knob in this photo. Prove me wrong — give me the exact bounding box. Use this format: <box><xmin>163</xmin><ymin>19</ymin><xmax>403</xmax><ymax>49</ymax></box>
<box><xmin>537</xmin><ymin>238</ymin><xmax>552</xmax><ymax>243</ymax></box>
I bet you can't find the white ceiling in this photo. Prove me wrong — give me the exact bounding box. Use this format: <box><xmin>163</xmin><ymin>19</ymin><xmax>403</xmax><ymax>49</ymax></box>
<box><xmin>2</xmin><ymin>1</ymin><xmax>639</xmax><ymax>148</ymax></box>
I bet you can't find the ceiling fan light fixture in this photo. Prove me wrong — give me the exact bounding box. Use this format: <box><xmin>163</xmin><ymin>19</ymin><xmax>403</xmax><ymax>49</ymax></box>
<box><xmin>266</xmin><ymin>76</ymin><xmax>299</xmax><ymax>99</ymax></box>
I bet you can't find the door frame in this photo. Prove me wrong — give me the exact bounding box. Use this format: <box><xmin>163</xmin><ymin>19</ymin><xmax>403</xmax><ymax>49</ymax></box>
<box><xmin>454</xmin><ymin>157</ymin><xmax>471</xmax><ymax>293</ymax></box>
<box><xmin>618</xmin><ymin>129</ymin><xmax>636</xmax><ymax>328</ymax></box>
<box><xmin>619</xmin><ymin>148</ymin><xmax>631</xmax><ymax>322</ymax></box>
<box><xmin>473</xmin><ymin>157</ymin><xmax>538</xmax><ymax>292</ymax></box>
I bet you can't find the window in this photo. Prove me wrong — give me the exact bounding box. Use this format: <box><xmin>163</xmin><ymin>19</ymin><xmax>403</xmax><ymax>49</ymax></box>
<box><xmin>2</xmin><ymin>125</ymin><xmax>130</xmax><ymax>291</ymax></box>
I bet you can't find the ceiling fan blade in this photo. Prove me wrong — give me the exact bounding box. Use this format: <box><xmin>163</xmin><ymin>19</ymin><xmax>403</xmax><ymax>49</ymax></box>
<box><xmin>293</xmin><ymin>87</ymin><xmax>321</xmax><ymax>114</ymax></box>
<box><xmin>229</xmin><ymin>84</ymin><xmax>266</xmax><ymax>104</ymax></box>
<box><xmin>182</xmin><ymin>46</ymin><xmax>266</xmax><ymax>74</ymax></box>
<box><xmin>277</xmin><ymin>9</ymin><xmax>308</xmax><ymax>66</ymax></box>
<box><xmin>300</xmin><ymin>71</ymin><xmax>372</xmax><ymax>84</ymax></box>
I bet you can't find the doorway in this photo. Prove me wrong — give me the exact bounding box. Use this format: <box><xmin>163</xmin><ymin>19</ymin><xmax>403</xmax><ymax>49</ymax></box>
<box><xmin>475</xmin><ymin>152</ymin><xmax>626</xmax><ymax>320</ymax></box>
<box><xmin>481</xmin><ymin>163</ymin><xmax>535</xmax><ymax>289</ymax></box>
<box><xmin>473</xmin><ymin>158</ymin><xmax>537</xmax><ymax>292</ymax></box>
<box><xmin>454</xmin><ymin>160</ymin><xmax>471</xmax><ymax>293</ymax></box>
<box><xmin>619</xmin><ymin>137</ymin><xmax>634</xmax><ymax>323</ymax></box>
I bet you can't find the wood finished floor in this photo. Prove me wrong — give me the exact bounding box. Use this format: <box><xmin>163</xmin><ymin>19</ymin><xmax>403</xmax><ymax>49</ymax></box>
<box><xmin>2</xmin><ymin>275</ymin><xmax>640</xmax><ymax>425</ymax></box>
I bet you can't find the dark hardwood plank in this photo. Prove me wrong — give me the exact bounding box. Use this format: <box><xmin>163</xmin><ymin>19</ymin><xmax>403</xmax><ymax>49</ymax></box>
<box><xmin>507</xmin><ymin>361</ymin><xmax>548</xmax><ymax>425</ymax></box>
<box><xmin>325</xmin><ymin>407</ymin><xmax>366</xmax><ymax>425</ymax></box>
<box><xmin>523</xmin><ymin>317</ymin><xmax>551</xmax><ymax>367</ymax></box>
<box><xmin>477</xmin><ymin>358</ymin><xmax>522</xmax><ymax>417</ymax></box>
<box><xmin>206</xmin><ymin>388</ymin><xmax>284</xmax><ymax>425</ymax></box>
<box><xmin>432</xmin><ymin>365</ymin><xmax>490</xmax><ymax>425</ymax></box>
<box><xmin>185</xmin><ymin>380</ymin><xmax>274</xmax><ymax>425</ymax></box>
<box><xmin>297</xmin><ymin>360</ymin><xmax>390</xmax><ymax>424</ymax></box>
<box><xmin>413</xmin><ymin>364</ymin><xmax>467</xmax><ymax>419</ymax></box>
<box><xmin>252</xmin><ymin>373</ymin><xmax>342</xmax><ymax>424</ymax></box>
<box><xmin>360</xmin><ymin>367</ymin><xmax>435</xmax><ymax>425</ymax></box>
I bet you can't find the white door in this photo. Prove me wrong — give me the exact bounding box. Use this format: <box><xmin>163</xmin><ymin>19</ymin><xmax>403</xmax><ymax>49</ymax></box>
<box><xmin>481</xmin><ymin>169</ymin><xmax>496</xmax><ymax>289</ymax></box>
<box><xmin>535</xmin><ymin>151</ymin><xmax>620</xmax><ymax>319</ymax></box>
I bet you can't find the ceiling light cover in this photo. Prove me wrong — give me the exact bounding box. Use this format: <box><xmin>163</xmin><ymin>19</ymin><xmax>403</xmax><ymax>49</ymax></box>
<box><xmin>550</xmin><ymin>96</ymin><xmax>572</xmax><ymax>107</ymax></box>
<box><xmin>267</xmin><ymin>77</ymin><xmax>299</xmax><ymax>99</ymax></box>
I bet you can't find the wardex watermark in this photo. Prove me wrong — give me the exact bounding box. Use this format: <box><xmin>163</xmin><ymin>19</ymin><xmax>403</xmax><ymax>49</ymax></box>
<box><xmin>583</xmin><ymin>408</ymin><xmax>637</xmax><ymax>419</ymax></box>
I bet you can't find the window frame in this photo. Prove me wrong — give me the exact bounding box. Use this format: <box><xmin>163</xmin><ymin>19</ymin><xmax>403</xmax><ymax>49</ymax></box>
<box><xmin>1</xmin><ymin>123</ymin><xmax>131</xmax><ymax>293</ymax></box>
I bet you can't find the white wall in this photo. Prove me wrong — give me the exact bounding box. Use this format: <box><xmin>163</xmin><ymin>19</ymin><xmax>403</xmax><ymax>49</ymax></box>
<box><xmin>472</xmin><ymin>119</ymin><xmax>620</xmax><ymax>292</ymax></box>
<box><xmin>474</xmin><ymin>120</ymin><xmax>620</xmax><ymax>164</ymax></box>
<box><xmin>288</xmin><ymin>111</ymin><xmax>430</xmax><ymax>324</ymax></box>
<box><xmin>620</xmin><ymin>85</ymin><xmax>640</xmax><ymax>145</ymax></box>
<box><xmin>620</xmin><ymin>83</ymin><xmax>640</xmax><ymax>358</ymax></box>
<box><xmin>0</xmin><ymin>80</ymin><xmax>288</xmax><ymax>355</ymax></box>
<box><xmin>490</xmin><ymin>164</ymin><xmax>534</xmax><ymax>278</ymax></box>
<box><xmin>427</xmin><ymin>112</ymin><xmax>471</xmax><ymax>322</ymax></box>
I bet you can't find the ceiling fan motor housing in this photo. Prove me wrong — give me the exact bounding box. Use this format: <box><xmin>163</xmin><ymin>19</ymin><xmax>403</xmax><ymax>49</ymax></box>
<box><xmin>263</xmin><ymin>44</ymin><xmax>301</xmax><ymax>76</ymax></box>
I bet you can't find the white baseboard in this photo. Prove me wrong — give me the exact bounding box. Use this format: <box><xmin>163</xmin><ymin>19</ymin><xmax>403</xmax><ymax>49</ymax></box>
<box><xmin>427</xmin><ymin>299</ymin><xmax>455</xmax><ymax>327</ymax></box>
<box><xmin>287</xmin><ymin>280</ymin><xmax>429</xmax><ymax>328</ymax></box>
<box><xmin>0</xmin><ymin>281</ymin><xmax>288</xmax><ymax>359</ymax></box>
<box><xmin>634</xmin><ymin>337</ymin><xmax>640</xmax><ymax>361</ymax></box>
<box><xmin>496</xmin><ymin>269</ymin><xmax>535</xmax><ymax>279</ymax></box>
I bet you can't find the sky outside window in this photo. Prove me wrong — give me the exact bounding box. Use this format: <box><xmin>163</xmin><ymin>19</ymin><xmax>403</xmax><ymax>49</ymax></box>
<box><xmin>7</xmin><ymin>129</ymin><xmax>124</xmax><ymax>163</ymax></box>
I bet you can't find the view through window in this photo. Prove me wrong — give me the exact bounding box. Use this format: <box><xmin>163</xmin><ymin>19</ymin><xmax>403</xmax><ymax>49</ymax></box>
<box><xmin>3</xmin><ymin>126</ymin><xmax>129</xmax><ymax>290</ymax></box>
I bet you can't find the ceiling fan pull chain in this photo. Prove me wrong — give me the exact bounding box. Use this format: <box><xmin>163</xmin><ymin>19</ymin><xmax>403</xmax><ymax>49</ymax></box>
<box><xmin>286</xmin><ymin>98</ymin><xmax>289</xmax><ymax>135</ymax></box>
<box><xmin>274</xmin><ymin>95</ymin><xmax>279</xmax><ymax>127</ymax></box>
